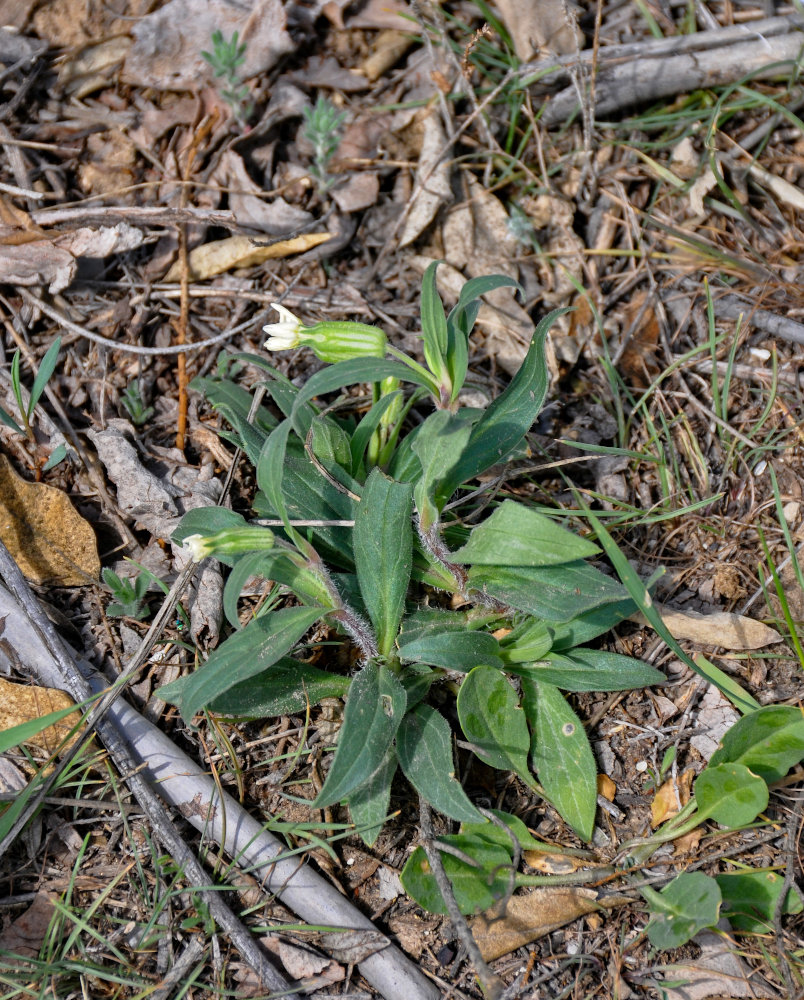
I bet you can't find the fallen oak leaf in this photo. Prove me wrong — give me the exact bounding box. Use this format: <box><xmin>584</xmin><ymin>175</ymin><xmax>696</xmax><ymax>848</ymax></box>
<box><xmin>0</xmin><ymin>455</ymin><xmax>100</xmax><ymax>585</ymax></box>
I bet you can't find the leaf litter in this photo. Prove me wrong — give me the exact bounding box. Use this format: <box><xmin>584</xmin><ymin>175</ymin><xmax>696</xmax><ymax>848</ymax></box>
<box><xmin>0</xmin><ymin>0</ymin><xmax>802</xmax><ymax>997</ymax></box>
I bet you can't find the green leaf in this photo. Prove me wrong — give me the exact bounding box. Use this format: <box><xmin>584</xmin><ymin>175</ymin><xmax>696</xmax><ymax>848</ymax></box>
<box><xmin>457</xmin><ymin>665</ymin><xmax>533</xmax><ymax>785</ymax></box>
<box><xmin>158</xmin><ymin>606</ymin><xmax>324</xmax><ymax>721</ymax></box>
<box><xmin>0</xmin><ymin>404</ymin><xmax>24</xmax><ymax>435</ymax></box>
<box><xmin>401</xmin><ymin>835</ymin><xmax>512</xmax><ymax>914</ymax></box>
<box><xmin>643</xmin><ymin>872</ymin><xmax>722</xmax><ymax>950</ymax></box>
<box><xmin>42</xmin><ymin>443</ymin><xmax>68</xmax><ymax>471</ymax></box>
<box><xmin>410</xmin><ymin>410</ymin><xmax>475</xmax><ymax>526</ymax></box>
<box><xmin>349</xmin><ymin>391</ymin><xmax>403</xmax><ymax>475</ymax></box>
<box><xmin>525</xmin><ymin>681</ymin><xmax>597</xmax><ymax>841</ymax></box>
<box><xmin>461</xmin><ymin>809</ymin><xmax>563</xmax><ymax>854</ymax></box>
<box><xmin>469</xmin><ymin>561</ymin><xmax>627</xmax><ymax>622</ymax></box>
<box><xmin>222</xmin><ymin>550</ymin><xmax>334</xmax><ymax>629</ymax></box>
<box><xmin>399</xmin><ymin>608</ymin><xmax>497</xmax><ymax>645</ymax></box>
<box><xmin>497</xmin><ymin>617</ymin><xmax>553</xmax><ymax>664</ymax></box>
<box><xmin>347</xmin><ymin>750</ymin><xmax>398</xmax><ymax>846</ymax></box>
<box><xmin>397</xmin><ymin>630</ymin><xmax>503</xmax><ymax>672</ymax></box>
<box><xmin>292</xmin><ymin>358</ymin><xmax>437</xmax><ymax>423</ymax></box>
<box><xmin>396</xmin><ymin>705</ymin><xmax>484</xmax><ymax>823</ymax></box>
<box><xmin>549</xmin><ymin>598</ymin><xmax>637</xmax><ymax>649</ymax></box>
<box><xmin>256</xmin><ymin>418</ymin><xmax>296</xmax><ymax>540</ymax></box>
<box><xmin>313</xmin><ymin>661</ymin><xmax>407</xmax><ymax>808</ymax></box>
<box><xmin>694</xmin><ymin>763</ymin><xmax>769</xmax><ymax>828</ymax></box>
<box><xmin>716</xmin><ymin>869</ymin><xmax>804</xmax><ymax>932</ymax></box>
<box><xmin>515</xmin><ymin>648</ymin><xmax>665</xmax><ymax>692</ymax></box>
<box><xmin>420</xmin><ymin>260</ymin><xmax>448</xmax><ymax>377</ymax></box>
<box><xmin>29</xmin><ymin>336</ymin><xmax>60</xmax><ymax>416</ymax></box>
<box><xmin>354</xmin><ymin>468</ymin><xmax>413</xmax><ymax>655</ymax></box>
<box><xmin>708</xmin><ymin>705</ymin><xmax>804</xmax><ymax>784</ymax></box>
<box><xmin>440</xmin><ymin>309</ymin><xmax>565</xmax><ymax>495</ymax></box>
<box><xmin>209</xmin><ymin>658</ymin><xmax>350</xmax><ymax>716</ymax></box>
<box><xmin>451</xmin><ymin>501</ymin><xmax>600</xmax><ymax>566</ymax></box>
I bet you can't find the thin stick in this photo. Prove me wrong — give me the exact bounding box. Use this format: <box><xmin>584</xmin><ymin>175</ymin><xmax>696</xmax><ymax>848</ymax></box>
<box><xmin>418</xmin><ymin>796</ymin><xmax>504</xmax><ymax>1000</ymax></box>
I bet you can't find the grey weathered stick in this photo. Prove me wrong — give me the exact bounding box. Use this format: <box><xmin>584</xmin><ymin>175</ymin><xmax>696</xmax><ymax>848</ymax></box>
<box><xmin>0</xmin><ymin>542</ymin><xmax>294</xmax><ymax>994</ymax></box>
<box><xmin>0</xmin><ymin>565</ymin><xmax>440</xmax><ymax>1000</ymax></box>
<box><xmin>540</xmin><ymin>22</ymin><xmax>804</xmax><ymax>124</ymax></box>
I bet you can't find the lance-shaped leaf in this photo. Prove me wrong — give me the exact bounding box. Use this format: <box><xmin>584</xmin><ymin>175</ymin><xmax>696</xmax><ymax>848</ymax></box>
<box><xmin>440</xmin><ymin>308</ymin><xmax>566</xmax><ymax>495</ymax></box>
<box><xmin>158</xmin><ymin>605</ymin><xmax>324</xmax><ymax>721</ymax></box>
<box><xmin>397</xmin><ymin>630</ymin><xmax>503</xmax><ymax>672</ymax></box>
<box><xmin>512</xmin><ymin>648</ymin><xmax>665</xmax><ymax>692</ymax></box>
<box><xmin>354</xmin><ymin>468</ymin><xmax>413</xmax><ymax>655</ymax></box>
<box><xmin>314</xmin><ymin>661</ymin><xmax>407</xmax><ymax>808</ymax></box>
<box><xmin>457</xmin><ymin>665</ymin><xmax>534</xmax><ymax>786</ymax></box>
<box><xmin>348</xmin><ymin>750</ymin><xmax>398</xmax><ymax>847</ymax></box>
<box><xmin>708</xmin><ymin>705</ymin><xmax>804</xmax><ymax>784</ymax></box>
<box><xmin>397</xmin><ymin>704</ymin><xmax>484</xmax><ymax>823</ymax></box>
<box><xmin>410</xmin><ymin>410</ymin><xmax>474</xmax><ymax>526</ymax></box>
<box><xmin>420</xmin><ymin>260</ymin><xmax>449</xmax><ymax>378</ymax></box>
<box><xmin>524</xmin><ymin>680</ymin><xmax>597</xmax><ymax>841</ymax></box>
<box><xmin>450</xmin><ymin>500</ymin><xmax>600</xmax><ymax>566</ymax></box>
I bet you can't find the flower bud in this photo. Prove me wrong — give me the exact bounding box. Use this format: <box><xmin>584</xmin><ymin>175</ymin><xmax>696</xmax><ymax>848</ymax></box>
<box><xmin>183</xmin><ymin>526</ymin><xmax>274</xmax><ymax>561</ymax></box>
<box><xmin>263</xmin><ymin>303</ymin><xmax>386</xmax><ymax>363</ymax></box>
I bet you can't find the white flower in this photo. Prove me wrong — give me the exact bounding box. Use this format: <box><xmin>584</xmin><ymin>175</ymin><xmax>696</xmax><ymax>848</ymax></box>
<box><xmin>263</xmin><ymin>303</ymin><xmax>303</xmax><ymax>351</ymax></box>
<box><xmin>183</xmin><ymin>534</ymin><xmax>210</xmax><ymax>561</ymax></box>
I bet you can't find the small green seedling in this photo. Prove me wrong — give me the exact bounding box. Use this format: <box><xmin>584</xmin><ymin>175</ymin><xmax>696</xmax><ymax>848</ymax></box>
<box><xmin>201</xmin><ymin>29</ymin><xmax>253</xmax><ymax>125</ymax></box>
<box><xmin>121</xmin><ymin>382</ymin><xmax>155</xmax><ymax>426</ymax></box>
<box><xmin>102</xmin><ymin>567</ymin><xmax>150</xmax><ymax>620</ymax></box>
<box><xmin>302</xmin><ymin>95</ymin><xmax>347</xmax><ymax>193</ymax></box>
<box><xmin>0</xmin><ymin>337</ymin><xmax>61</xmax><ymax>440</ymax></box>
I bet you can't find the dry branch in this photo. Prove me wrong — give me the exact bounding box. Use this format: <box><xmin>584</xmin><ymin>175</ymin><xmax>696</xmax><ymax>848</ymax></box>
<box><xmin>525</xmin><ymin>14</ymin><xmax>804</xmax><ymax>125</ymax></box>
<box><xmin>0</xmin><ymin>560</ymin><xmax>440</xmax><ymax>1000</ymax></box>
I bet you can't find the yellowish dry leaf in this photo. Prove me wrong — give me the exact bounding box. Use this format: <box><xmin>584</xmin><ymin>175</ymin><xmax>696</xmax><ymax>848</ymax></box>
<box><xmin>597</xmin><ymin>773</ymin><xmax>617</xmax><ymax>801</ymax></box>
<box><xmin>0</xmin><ymin>677</ymin><xmax>85</xmax><ymax>755</ymax></box>
<box><xmin>651</xmin><ymin>768</ymin><xmax>694</xmax><ymax>828</ymax></box>
<box><xmin>0</xmin><ymin>455</ymin><xmax>100</xmax><ymax>585</ymax></box>
<box><xmin>164</xmin><ymin>232</ymin><xmax>331</xmax><ymax>282</ymax></box>
<box><xmin>629</xmin><ymin>603</ymin><xmax>781</xmax><ymax>650</ymax></box>
<box><xmin>471</xmin><ymin>887</ymin><xmax>629</xmax><ymax>962</ymax></box>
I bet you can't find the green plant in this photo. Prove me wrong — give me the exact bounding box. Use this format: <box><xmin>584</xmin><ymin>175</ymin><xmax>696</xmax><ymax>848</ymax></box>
<box><xmin>102</xmin><ymin>567</ymin><xmax>150</xmax><ymax>620</ymax></box>
<box><xmin>120</xmin><ymin>381</ymin><xmax>154</xmax><ymax>426</ymax></box>
<box><xmin>157</xmin><ymin>264</ymin><xmax>665</xmax><ymax>861</ymax></box>
<box><xmin>302</xmin><ymin>95</ymin><xmax>347</xmax><ymax>193</ymax></box>
<box><xmin>0</xmin><ymin>337</ymin><xmax>61</xmax><ymax>440</ymax></box>
<box><xmin>201</xmin><ymin>29</ymin><xmax>253</xmax><ymax>125</ymax></box>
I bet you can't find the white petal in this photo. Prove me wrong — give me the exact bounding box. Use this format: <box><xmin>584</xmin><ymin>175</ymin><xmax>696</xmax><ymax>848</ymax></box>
<box><xmin>270</xmin><ymin>302</ymin><xmax>301</xmax><ymax>326</ymax></box>
<box><xmin>183</xmin><ymin>534</ymin><xmax>209</xmax><ymax>561</ymax></box>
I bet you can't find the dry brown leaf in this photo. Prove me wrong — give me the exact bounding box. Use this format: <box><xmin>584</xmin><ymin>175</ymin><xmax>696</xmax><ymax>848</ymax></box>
<box><xmin>163</xmin><ymin>232</ymin><xmax>331</xmax><ymax>282</ymax></box>
<box><xmin>122</xmin><ymin>0</ymin><xmax>293</xmax><ymax>91</ymax></box>
<box><xmin>598</xmin><ymin>773</ymin><xmax>617</xmax><ymax>801</ymax></box>
<box><xmin>0</xmin><ymin>890</ymin><xmax>58</xmax><ymax>960</ymax></box>
<box><xmin>261</xmin><ymin>935</ymin><xmax>345</xmax><ymax>990</ymax></box>
<box><xmin>361</xmin><ymin>29</ymin><xmax>415</xmax><ymax>82</ymax></box>
<box><xmin>398</xmin><ymin>112</ymin><xmax>452</xmax><ymax>248</ymax></box>
<box><xmin>471</xmin><ymin>887</ymin><xmax>629</xmax><ymax>961</ymax></box>
<box><xmin>651</xmin><ymin>769</ymin><xmax>694</xmax><ymax>828</ymax></box>
<box><xmin>494</xmin><ymin>0</ymin><xmax>583</xmax><ymax>59</ymax></box>
<box><xmin>523</xmin><ymin>850</ymin><xmax>586</xmax><ymax>874</ymax></box>
<box><xmin>54</xmin><ymin>223</ymin><xmax>145</xmax><ymax>258</ymax></box>
<box><xmin>0</xmin><ymin>677</ymin><xmax>85</xmax><ymax>755</ymax></box>
<box><xmin>58</xmin><ymin>36</ymin><xmax>131</xmax><ymax>98</ymax></box>
<box><xmin>0</xmin><ymin>455</ymin><xmax>100</xmax><ymax>585</ymax></box>
<box><xmin>652</xmin><ymin>922</ymin><xmax>778</xmax><ymax>999</ymax></box>
<box><xmin>217</xmin><ymin>150</ymin><xmax>314</xmax><ymax>235</ymax></box>
<box><xmin>0</xmin><ymin>242</ymin><xmax>76</xmax><ymax>293</ymax></box>
<box><xmin>629</xmin><ymin>603</ymin><xmax>781</xmax><ymax>650</ymax></box>
<box><xmin>331</xmin><ymin>173</ymin><xmax>380</xmax><ymax>213</ymax></box>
